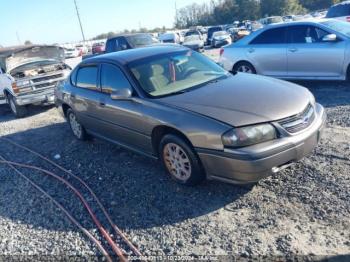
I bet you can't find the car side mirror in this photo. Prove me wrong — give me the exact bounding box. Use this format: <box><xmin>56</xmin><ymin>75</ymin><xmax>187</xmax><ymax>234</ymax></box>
<box><xmin>110</xmin><ymin>87</ymin><xmax>132</xmax><ymax>100</ymax></box>
<box><xmin>322</xmin><ymin>34</ymin><xmax>337</xmax><ymax>42</ymax></box>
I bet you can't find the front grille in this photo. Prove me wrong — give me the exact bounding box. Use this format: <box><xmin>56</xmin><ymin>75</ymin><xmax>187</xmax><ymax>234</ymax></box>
<box><xmin>32</xmin><ymin>73</ymin><xmax>63</xmax><ymax>83</ymax></box>
<box><xmin>279</xmin><ymin>104</ymin><xmax>315</xmax><ymax>133</ymax></box>
<box><xmin>34</xmin><ymin>82</ymin><xmax>55</xmax><ymax>89</ymax></box>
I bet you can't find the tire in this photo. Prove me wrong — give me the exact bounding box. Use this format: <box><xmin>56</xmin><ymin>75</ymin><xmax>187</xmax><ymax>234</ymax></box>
<box><xmin>8</xmin><ymin>94</ymin><xmax>27</xmax><ymax>118</ymax></box>
<box><xmin>233</xmin><ymin>61</ymin><xmax>256</xmax><ymax>74</ymax></box>
<box><xmin>159</xmin><ymin>134</ymin><xmax>205</xmax><ymax>186</ymax></box>
<box><xmin>67</xmin><ymin>108</ymin><xmax>87</xmax><ymax>140</ymax></box>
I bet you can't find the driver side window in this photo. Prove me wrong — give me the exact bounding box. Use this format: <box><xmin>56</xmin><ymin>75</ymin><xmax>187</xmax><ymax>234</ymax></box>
<box><xmin>100</xmin><ymin>64</ymin><xmax>132</xmax><ymax>94</ymax></box>
<box><xmin>289</xmin><ymin>25</ymin><xmax>330</xmax><ymax>44</ymax></box>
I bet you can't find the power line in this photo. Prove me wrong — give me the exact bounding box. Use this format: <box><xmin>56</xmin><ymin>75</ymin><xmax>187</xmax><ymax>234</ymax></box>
<box><xmin>73</xmin><ymin>0</ymin><xmax>86</xmax><ymax>42</ymax></box>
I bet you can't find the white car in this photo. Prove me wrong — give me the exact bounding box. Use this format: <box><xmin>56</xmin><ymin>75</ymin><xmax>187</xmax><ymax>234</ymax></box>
<box><xmin>326</xmin><ymin>1</ymin><xmax>350</xmax><ymax>22</ymax></box>
<box><xmin>0</xmin><ymin>45</ymin><xmax>71</xmax><ymax>117</ymax></box>
<box><xmin>75</xmin><ymin>44</ymin><xmax>88</xmax><ymax>55</ymax></box>
<box><xmin>211</xmin><ymin>31</ymin><xmax>232</xmax><ymax>48</ymax></box>
<box><xmin>65</xmin><ymin>48</ymin><xmax>81</xmax><ymax>58</ymax></box>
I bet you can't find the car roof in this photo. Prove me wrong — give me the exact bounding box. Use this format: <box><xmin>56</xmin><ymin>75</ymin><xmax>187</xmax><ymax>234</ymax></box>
<box><xmin>331</xmin><ymin>0</ymin><xmax>350</xmax><ymax>7</ymax></box>
<box><xmin>83</xmin><ymin>44</ymin><xmax>188</xmax><ymax>65</ymax></box>
<box><xmin>107</xmin><ymin>33</ymin><xmax>150</xmax><ymax>40</ymax></box>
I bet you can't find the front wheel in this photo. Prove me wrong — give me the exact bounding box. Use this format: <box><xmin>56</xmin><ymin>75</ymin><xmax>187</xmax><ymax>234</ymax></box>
<box><xmin>159</xmin><ymin>134</ymin><xmax>205</xmax><ymax>186</ymax></box>
<box><xmin>67</xmin><ymin>109</ymin><xmax>87</xmax><ymax>140</ymax></box>
<box><xmin>8</xmin><ymin>95</ymin><xmax>27</xmax><ymax>118</ymax></box>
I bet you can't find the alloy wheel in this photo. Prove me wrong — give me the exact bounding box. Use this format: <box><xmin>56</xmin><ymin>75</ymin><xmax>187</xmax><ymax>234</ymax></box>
<box><xmin>69</xmin><ymin>112</ymin><xmax>82</xmax><ymax>138</ymax></box>
<box><xmin>163</xmin><ymin>143</ymin><xmax>192</xmax><ymax>181</ymax></box>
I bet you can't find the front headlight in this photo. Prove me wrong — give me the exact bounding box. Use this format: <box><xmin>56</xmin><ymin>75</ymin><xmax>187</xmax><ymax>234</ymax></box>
<box><xmin>222</xmin><ymin>124</ymin><xmax>277</xmax><ymax>148</ymax></box>
<box><xmin>16</xmin><ymin>80</ymin><xmax>31</xmax><ymax>87</ymax></box>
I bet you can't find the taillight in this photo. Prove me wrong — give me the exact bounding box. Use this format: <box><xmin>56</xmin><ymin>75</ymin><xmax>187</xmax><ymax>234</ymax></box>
<box><xmin>12</xmin><ymin>82</ymin><xmax>19</xmax><ymax>94</ymax></box>
<box><xmin>346</xmin><ymin>16</ymin><xmax>350</xmax><ymax>22</ymax></box>
<box><xmin>220</xmin><ymin>48</ymin><xmax>224</xmax><ymax>56</ymax></box>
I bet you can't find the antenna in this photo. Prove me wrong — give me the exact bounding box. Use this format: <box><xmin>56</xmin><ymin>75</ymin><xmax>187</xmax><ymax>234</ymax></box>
<box><xmin>74</xmin><ymin>0</ymin><xmax>86</xmax><ymax>42</ymax></box>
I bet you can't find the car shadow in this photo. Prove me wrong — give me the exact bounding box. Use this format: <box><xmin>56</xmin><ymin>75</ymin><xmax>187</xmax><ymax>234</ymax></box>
<box><xmin>0</xmin><ymin>122</ymin><xmax>251</xmax><ymax>232</ymax></box>
<box><xmin>0</xmin><ymin>104</ymin><xmax>55</xmax><ymax>123</ymax></box>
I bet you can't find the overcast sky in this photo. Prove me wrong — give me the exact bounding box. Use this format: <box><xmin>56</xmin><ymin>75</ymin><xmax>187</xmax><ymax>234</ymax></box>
<box><xmin>0</xmin><ymin>0</ymin><xmax>211</xmax><ymax>47</ymax></box>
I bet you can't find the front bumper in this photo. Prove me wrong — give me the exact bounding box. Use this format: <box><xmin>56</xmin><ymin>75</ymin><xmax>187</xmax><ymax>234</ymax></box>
<box><xmin>197</xmin><ymin>103</ymin><xmax>327</xmax><ymax>184</ymax></box>
<box><xmin>14</xmin><ymin>88</ymin><xmax>55</xmax><ymax>106</ymax></box>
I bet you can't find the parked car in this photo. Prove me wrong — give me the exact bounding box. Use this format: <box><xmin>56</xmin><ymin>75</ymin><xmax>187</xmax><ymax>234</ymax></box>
<box><xmin>55</xmin><ymin>45</ymin><xmax>325</xmax><ymax>186</ymax></box>
<box><xmin>220</xmin><ymin>19</ymin><xmax>350</xmax><ymax>80</ymax></box>
<box><xmin>105</xmin><ymin>33</ymin><xmax>154</xmax><ymax>52</ymax></box>
<box><xmin>159</xmin><ymin>32</ymin><xmax>180</xmax><ymax>44</ymax></box>
<box><xmin>184</xmin><ymin>30</ymin><xmax>202</xmax><ymax>38</ymax></box>
<box><xmin>0</xmin><ymin>45</ymin><xmax>71</xmax><ymax>117</ymax></box>
<box><xmin>207</xmin><ymin>26</ymin><xmax>223</xmax><ymax>46</ymax></box>
<box><xmin>326</xmin><ymin>1</ymin><xmax>350</xmax><ymax>21</ymax></box>
<box><xmin>231</xmin><ymin>28</ymin><xmax>251</xmax><ymax>42</ymax></box>
<box><xmin>75</xmin><ymin>44</ymin><xmax>88</xmax><ymax>55</ymax></box>
<box><xmin>211</xmin><ymin>31</ymin><xmax>232</xmax><ymax>47</ymax></box>
<box><xmin>260</xmin><ymin>16</ymin><xmax>284</xmax><ymax>26</ymax></box>
<box><xmin>182</xmin><ymin>35</ymin><xmax>204</xmax><ymax>52</ymax></box>
<box><xmin>283</xmin><ymin>15</ymin><xmax>295</xmax><ymax>22</ymax></box>
<box><xmin>92</xmin><ymin>42</ymin><xmax>105</xmax><ymax>54</ymax></box>
<box><xmin>64</xmin><ymin>47</ymin><xmax>81</xmax><ymax>58</ymax></box>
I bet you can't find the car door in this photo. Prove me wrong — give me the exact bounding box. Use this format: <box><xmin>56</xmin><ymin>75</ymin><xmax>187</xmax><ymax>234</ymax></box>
<box><xmin>70</xmin><ymin>64</ymin><xmax>109</xmax><ymax>134</ymax></box>
<box><xmin>287</xmin><ymin>25</ymin><xmax>346</xmax><ymax>78</ymax></box>
<box><xmin>247</xmin><ymin>27</ymin><xmax>288</xmax><ymax>77</ymax></box>
<box><xmin>96</xmin><ymin>63</ymin><xmax>153</xmax><ymax>153</ymax></box>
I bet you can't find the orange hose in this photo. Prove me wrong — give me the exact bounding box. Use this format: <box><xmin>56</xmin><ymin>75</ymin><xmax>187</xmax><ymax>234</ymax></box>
<box><xmin>0</xmin><ymin>160</ymin><xmax>127</xmax><ymax>262</ymax></box>
<box><xmin>0</xmin><ymin>155</ymin><xmax>112</xmax><ymax>262</ymax></box>
<box><xmin>1</xmin><ymin>137</ymin><xmax>142</xmax><ymax>257</ymax></box>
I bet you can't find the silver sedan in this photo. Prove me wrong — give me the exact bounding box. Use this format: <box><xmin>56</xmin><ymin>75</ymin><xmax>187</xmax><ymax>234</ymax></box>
<box><xmin>220</xmin><ymin>19</ymin><xmax>350</xmax><ymax>80</ymax></box>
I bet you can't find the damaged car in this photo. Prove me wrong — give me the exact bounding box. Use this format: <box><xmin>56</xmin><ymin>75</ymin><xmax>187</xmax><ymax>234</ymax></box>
<box><xmin>0</xmin><ymin>45</ymin><xmax>71</xmax><ymax>117</ymax></box>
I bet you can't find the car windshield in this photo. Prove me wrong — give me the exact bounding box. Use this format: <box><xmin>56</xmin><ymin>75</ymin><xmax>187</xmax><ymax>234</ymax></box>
<box><xmin>184</xmin><ymin>35</ymin><xmax>201</xmax><ymax>42</ymax></box>
<box><xmin>213</xmin><ymin>31</ymin><xmax>228</xmax><ymax>37</ymax></box>
<box><xmin>127</xmin><ymin>35</ymin><xmax>153</xmax><ymax>47</ymax></box>
<box><xmin>129</xmin><ymin>50</ymin><xmax>229</xmax><ymax>97</ymax></box>
<box><xmin>321</xmin><ymin>20</ymin><xmax>350</xmax><ymax>37</ymax></box>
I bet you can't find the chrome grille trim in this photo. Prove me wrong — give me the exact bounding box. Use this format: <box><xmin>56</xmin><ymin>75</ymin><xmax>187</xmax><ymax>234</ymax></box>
<box><xmin>278</xmin><ymin>104</ymin><xmax>315</xmax><ymax>134</ymax></box>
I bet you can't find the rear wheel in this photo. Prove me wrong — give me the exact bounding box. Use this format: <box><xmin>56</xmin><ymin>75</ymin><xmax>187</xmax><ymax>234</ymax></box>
<box><xmin>67</xmin><ymin>108</ymin><xmax>87</xmax><ymax>140</ymax></box>
<box><xmin>8</xmin><ymin>94</ymin><xmax>27</xmax><ymax>118</ymax></box>
<box><xmin>233</xmin><ymin>62</ymin><xmax>256</xmax><ymax>74</ymax></box>
<box><xmin>159</xmin><ymin>134</ymin><xmax>205</xmax><ymax>186</ymax></box>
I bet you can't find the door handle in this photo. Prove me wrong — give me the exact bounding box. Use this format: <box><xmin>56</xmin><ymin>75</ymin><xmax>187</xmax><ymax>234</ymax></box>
<box><xmin>99</xmin><ymin>101</ymin><xmax>106</xmax><ymax>107</ymax></box>
<box><xmin>289</xmin><ymin>48</ymin><xmax>298</xmax><ymax>53</ymax></box>
<box><xmin>248</xmin><ymin>48</ymin><xmax>255</xmax><ymax>53</ymax></box>
<box><xmin>70</xmin><ymin>94</ymin><xmax>76</xmax><ymax>98</ymax></box>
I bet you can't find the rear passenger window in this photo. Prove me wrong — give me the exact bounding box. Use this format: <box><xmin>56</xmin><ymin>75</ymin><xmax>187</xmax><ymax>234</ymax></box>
<box><xmin>250</xmin><ymin>28</ymin><xmax>286</xmax><ymax>44</ymax></box>
<box><xmin>100</xmin><ymin>64</ymin><xmax>131</xmax><ymax>94</ymax></box>
<box><xmin>76</xmin><ymin>66</ymin><xmax>98</xmax><ymax>90</ymax></box>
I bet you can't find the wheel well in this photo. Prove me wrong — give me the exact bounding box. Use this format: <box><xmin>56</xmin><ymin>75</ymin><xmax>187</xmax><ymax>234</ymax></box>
<box><xmin>151</xmin><ymin>126</ymin><xmax>194</xmax><ymax>157</ymax></box>
<box><xmin>61</xmin><ymin>103</ymin><xmax>71</xmax><ymax>118</ymax></box>
<box><xmin>232</xmin><ymin>60</ymin><xmax>255</xmax><ymax>72</ymax></box>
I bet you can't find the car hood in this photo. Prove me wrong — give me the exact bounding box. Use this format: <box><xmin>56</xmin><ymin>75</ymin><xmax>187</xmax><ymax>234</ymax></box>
<box><xmin>214</xmin><ymin>35</ymin><xmax>230</xmax><ymax>41</ymax></box>
<box><xmin>158</xmin><ymin>73</ymin><xmax>312</xmax><ymax>127</ymax></box>
<box><xmin>3</xmin><ymin>46</ymin><xmax>65</xmax><ymax>72</ymax></box>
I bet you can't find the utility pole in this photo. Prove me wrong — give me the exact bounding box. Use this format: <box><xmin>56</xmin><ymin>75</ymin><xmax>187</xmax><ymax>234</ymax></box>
<box><xmin>73</xmin><ymin>0</ymin><xmax>86</xmax><ymax>42</ymax></box>
<box><xmin>16</xmin><ymin>31</ymin><xmax>22</xmax><ymax>45</ymax></box>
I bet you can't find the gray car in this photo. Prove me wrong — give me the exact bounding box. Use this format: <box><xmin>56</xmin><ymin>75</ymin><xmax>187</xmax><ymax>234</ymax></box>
<box><xmin>55</xmin><ymin>45</ymin><xmax>326</xmax><ymax>186</ymax></box>
<box><xmin>220</xmin><ymin>19</ymin><xmax>350</xmax><ymax>80</ymax></box>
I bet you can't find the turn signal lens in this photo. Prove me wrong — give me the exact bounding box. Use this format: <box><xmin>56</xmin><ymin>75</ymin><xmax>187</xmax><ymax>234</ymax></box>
<box><xmin>12</xmin><ymin>82</ymin><xmax>19</xmax><ymax>94</ymax></box>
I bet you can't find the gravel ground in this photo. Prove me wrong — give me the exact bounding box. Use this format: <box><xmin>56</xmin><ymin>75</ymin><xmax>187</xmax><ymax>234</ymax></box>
<box><xmin>0</xmin><ymin>52</ymin><xmax>349</xmax><ymax>260</ymax></box>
